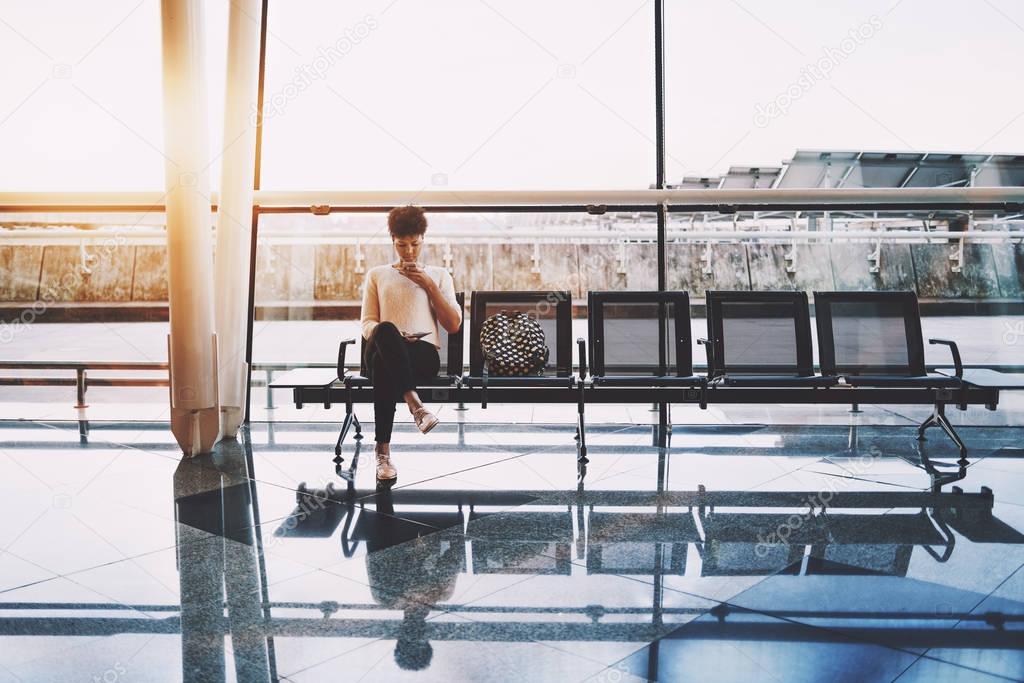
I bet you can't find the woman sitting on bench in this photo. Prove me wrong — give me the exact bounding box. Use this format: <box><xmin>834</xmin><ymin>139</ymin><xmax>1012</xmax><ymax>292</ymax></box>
<box><xmin>360</xmin><ymin>205</ymin><xmax>463</xmax><ymax>481</ymax></box>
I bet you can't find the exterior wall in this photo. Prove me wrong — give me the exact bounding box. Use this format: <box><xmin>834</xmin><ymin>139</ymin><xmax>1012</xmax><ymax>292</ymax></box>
<box><xmin>0</xmin><ymin>246</ymin><xmax>43</xmax><ymax>301</ymax></box>
<box><xmin>829</xmin><ymin>243</ymin><xmax>916</xmax><ymax>292</ymax></box>
<box><xmin>912</xmin><ymin>243</ymin><xmax>1002</xmax><ymax>299</ymax></box>
<box><xmin>1</xmin><ymin>240</ymin><xmax>1021</xmax><ymax>311</ymax></box>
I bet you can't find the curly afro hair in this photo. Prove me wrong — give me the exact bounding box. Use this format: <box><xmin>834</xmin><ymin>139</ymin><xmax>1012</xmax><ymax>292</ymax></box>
<box><xmin>388</xmin><ymin>205</ymin><xmax>428</xmax><ymax>238</ymax></box>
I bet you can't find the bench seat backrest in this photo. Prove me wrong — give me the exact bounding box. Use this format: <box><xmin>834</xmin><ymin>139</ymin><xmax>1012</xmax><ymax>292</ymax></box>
<box><xmin>705</xmin><ymin>290</ymin><xmax>816</xmax><ymax>378</ymax></box>
<box><xmin>813</xmin><ymin>290</ymin><xmax>926</xmax><ymax>376</ymax></box>
<box><xmin>587</xmin><ymin>291</ymin><xmax>692</xmax><ymax>377</ymax></box>
<box><xmin>468</xmin><ymin>291</ymin><xmax>572</xmax><ymax>377</ymax></box>
<box><xmin>360</xmin><ymin>291</ymin><xmax>465</xmax><ymax>378</ymax></box>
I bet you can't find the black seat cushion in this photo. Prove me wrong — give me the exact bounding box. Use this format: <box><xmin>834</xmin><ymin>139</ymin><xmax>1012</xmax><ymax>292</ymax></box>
<box><xmin>843</xmin><ymin>374</ymin><xmax>961</xmax><ymax>388</ymax></box>
<box><xmin>592</xmin><ymin>375</ymin><xmax>703</xmax><ymax>387</ymax></box>
<box><xmin>719</xmin><ymin>374</ymin><xmax>837</xmax><ymax>388</ymax></box>
<box><xmin>461</xmin><ymin>375</ymin><xmax>574</xmax><ymax>388</ymax></box>
<box><xmin>344</xmin><ymin>374</ymin><xmax>455</xmax><ymax>388</ymax></box>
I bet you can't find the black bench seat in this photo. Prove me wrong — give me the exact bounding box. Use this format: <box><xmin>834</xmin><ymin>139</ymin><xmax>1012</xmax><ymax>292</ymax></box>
<box><xmin>270</xmin><ymin>287</ymin><xmax>1006</xmax><ymax>479</ymax></box>
<box><xmin>714</xmin><ymin>374</ymin><xmax>838</xmax><ymax>388</ymax></box>
<box><xmin>841</xmin><ymin>374</ymin><xmax>961</xmax><ymax>388</ymax></box>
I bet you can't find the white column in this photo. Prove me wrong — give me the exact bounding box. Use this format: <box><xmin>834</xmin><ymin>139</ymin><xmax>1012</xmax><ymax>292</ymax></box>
<box><xmin>160</xmin><ymin>0</ymin><xmax>219</xmax><ymax>456</ymax></box>
<box><xmin>215</xmin><ymin>0</ymin><xmax>262</xmax><ymax>439</ymax></box>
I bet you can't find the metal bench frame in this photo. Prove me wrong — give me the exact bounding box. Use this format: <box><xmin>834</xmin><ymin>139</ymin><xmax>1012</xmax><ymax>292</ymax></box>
<box><xmin>814</xmin><ymin>290</ymin><xmax>969</xmax><ymax>462</ymax></box>
<box><xmin>274</xmin><ymin>289</ymin><xmax>1004</xmax><ymax>481</ymax></box>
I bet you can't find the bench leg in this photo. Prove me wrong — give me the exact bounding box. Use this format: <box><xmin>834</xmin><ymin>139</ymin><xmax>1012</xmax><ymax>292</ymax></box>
<box><xmin>915</xmin><ymin>439</ymin><xmax>967</xmax><ymax>493</ymax></box>
<box><xmin>335</xmin><ymin>411</ymin><xmax>355</xmax><ymax>459</ymax></box>
<box><xmin>337</xmin><ymin>438</ymin><xmax>362</xmax><ymax>484</ymax></box>
<box><xmin>576</xmin><ymin>389</ymin><xmax>588</xmax><ymax>466</ymax></box>
<box><xmin>653</xmin><ymin>421</ymin><xmax>670</xmax><ymax>449</ymax></box>
<box><xmin>918</xmin><ymin>401</ymin><xmax>968</xmax><ymax>464</ymax></box>
<box><xmin>352</xmin><ymin>412</ymin><xmax>362</xmax><ymax>440</ymax></box>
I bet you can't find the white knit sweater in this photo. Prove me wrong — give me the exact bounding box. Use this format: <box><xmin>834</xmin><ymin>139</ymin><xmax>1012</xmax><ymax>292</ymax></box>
<box><xmin>360</xmin><ymin>263</ymin><xmax>461</xmax><ymax>349</ymax></box>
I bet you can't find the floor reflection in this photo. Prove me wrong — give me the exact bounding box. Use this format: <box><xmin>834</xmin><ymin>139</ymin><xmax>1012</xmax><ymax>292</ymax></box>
<box><xmin>174</xmin><ymin>441</ymin><xmax>272</xmax><ymax>682</ymax></box>
<box><xmin>1</xmin><ymin>420</ymin><xmax>1022</xmax><ymax>681</ymax></box>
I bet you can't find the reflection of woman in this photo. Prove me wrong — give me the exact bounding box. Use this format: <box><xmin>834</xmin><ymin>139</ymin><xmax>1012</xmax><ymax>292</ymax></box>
<box><xmin>360</xmin><ymin>206</ymin><xmax>462</xmax><ymax>481</ymax></box>
<box><xmin>364</xmin><ymin>490</ymin><xmax>463</xmax><ymax>672</ymax></box>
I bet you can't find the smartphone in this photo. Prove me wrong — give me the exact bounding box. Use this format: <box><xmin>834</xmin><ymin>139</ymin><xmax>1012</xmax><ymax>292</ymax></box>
<box><xmin>405</xmin><ymin>331</ymin><xmax>429</xmax><ymax>339</ymax></box>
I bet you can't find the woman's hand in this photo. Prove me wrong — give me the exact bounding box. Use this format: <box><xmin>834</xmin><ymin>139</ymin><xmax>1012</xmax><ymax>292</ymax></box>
<box><xmin>398</xmin><ymin>264</ymin><xmax>437</xmax><ymax>292</ymax></box>
<box><xmin>400</xmin><ymin>331</ymin><xmax>422</xmax><ymax>343</ymax></box>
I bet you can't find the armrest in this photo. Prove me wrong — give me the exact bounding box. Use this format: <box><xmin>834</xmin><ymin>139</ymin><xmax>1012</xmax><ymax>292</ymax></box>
<box><xmin>929</xmin><ymin>338</ymin><xmax>963</xmax><ymax>378</ymax></box>
<box><xmin>576</xmin><ymin>337</ymin><xmax>587</xmax><ymax>380</ymax></box>
<box><xmin>696</xmin><ymin>337</ymin><xmax>715</xmax><ymax>372</ymax></box>
<box><xmin>337</xmin><ymin>338</ymin><xmax>357</xmax><ymax>380</ymax></box>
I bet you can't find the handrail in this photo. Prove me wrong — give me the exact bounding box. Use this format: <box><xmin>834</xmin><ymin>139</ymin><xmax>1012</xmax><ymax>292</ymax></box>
<box><xmin>0</xmin><ymin>361</ymin><xmax>333</xmax><ymax>411</ymax></box>
<box><xmin>2</xmin><ymin>186</ymin><xmax>1023</xmax><ymax>212</ymax></box>
<box><xmin>0</xmin><ymin>360</ymin><xmax>332</xmax><ymax>370</ymax></box>
<box><xmin>253</xmin><ymin>187</ymin><xmax>1024</xmax><ymax>210</ymax></box>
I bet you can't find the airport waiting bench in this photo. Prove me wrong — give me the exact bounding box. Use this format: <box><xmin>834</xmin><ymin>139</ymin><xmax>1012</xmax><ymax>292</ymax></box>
<box><xmin>271</xmin><ymin>289</ymin><xmax>1016</xmax><ymax>473</ymax></box>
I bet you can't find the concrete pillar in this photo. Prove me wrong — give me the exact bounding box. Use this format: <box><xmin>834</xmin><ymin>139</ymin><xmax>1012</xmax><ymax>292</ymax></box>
<box><xmin>160</xmin><ymin>0</ymin><xmax>219</xmax><ymax>456</ymax></box>
<box><xmin>215</xmin><ymin>0</ymin><xmax>262</xmax><ymax>438</ymax></box>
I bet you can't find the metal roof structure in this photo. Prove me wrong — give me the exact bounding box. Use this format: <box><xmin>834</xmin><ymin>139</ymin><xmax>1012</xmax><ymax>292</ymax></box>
<box><xmin>669</xmin><ymin>150</ymin><xmax>1024</xmax><ymax>191</ymax></box>
<box><xmin>664</xmin><ymin>150</ymin><xmax>1024</xmax><ymax>221</ymax></box>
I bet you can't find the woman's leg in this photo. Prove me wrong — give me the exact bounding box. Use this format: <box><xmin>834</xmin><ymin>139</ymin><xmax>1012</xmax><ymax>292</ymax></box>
<box><xmin>365</xmin><ymin>322</ymin><xmax>411</xmax><ymax>446</ymax></box>
<box><xmin>366</xmin><ymin>330</ymin><xmax>439</xmax><ymax>480</ymax></box>
<box><xmin>371</xmin><ymin>352</ymin><xmax>398</xmax><ymax>446</ymax></box>
<box><xmin>405</xmin><ymin>341</ymin><xmax>441</xmax><ymax>412</ymax></box>
<box><xmin>365</xmin><ymin>343</ymin><xmax>397</xmax><ymax>477</ymax></box>
<box><xmin>367</xmin><ymin>326</ymin><xmax>441</xmax><ymax>443</ymax></box>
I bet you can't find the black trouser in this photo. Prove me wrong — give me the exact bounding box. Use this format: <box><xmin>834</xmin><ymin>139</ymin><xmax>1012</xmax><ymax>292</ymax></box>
<box><xmin>364</xmin><ymin>322</ymin><xmax>440</xmax><ymax>444</ymax></box>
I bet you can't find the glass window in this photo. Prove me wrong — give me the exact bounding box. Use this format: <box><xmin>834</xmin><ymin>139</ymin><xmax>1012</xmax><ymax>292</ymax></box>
<box><xmin>0</xmin><ymin>1</ymin><xmax>229</xmax><ymax>190</ymax></box>
<box><xmin>260</xmin><ymin>0</ymin><xmax>654</xmax><ymax>189</ymax></box>
<box><xmin>665</xmin><ymin>0</ymin><xmax>1024</xmax><ymax>182</ymax></box>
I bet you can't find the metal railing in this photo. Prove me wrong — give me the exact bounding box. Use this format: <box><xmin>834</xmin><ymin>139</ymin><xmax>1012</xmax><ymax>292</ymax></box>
<box><xmin>0</xmin><ymin>360</ymin><xmax>331</xmax><ymax>410</ymax></box>
<box><xmin>2</xmin><ymin>186</ymin><xmax>1023</xmax><ymax>213</ymax></box>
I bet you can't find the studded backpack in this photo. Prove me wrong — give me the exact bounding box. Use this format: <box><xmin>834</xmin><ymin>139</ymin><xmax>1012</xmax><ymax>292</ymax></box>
<box><xmin>479</xmin><ymin>310</ymin><xmax>549</xmax><ymax>376</ymax></box>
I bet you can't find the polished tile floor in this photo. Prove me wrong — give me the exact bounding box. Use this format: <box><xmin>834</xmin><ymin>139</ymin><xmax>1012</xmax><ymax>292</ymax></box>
<box><xmin>0</xmin><ymin>417</ymin><xmax>1022</xmax><ymax>682</ymax></box>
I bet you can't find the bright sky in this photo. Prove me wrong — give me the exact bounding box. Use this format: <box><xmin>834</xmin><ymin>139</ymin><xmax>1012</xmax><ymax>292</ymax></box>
<box><xmin>0</xmin><ymin>0</ymin><xmax>1021</xmax><ymax>191</ymax></box>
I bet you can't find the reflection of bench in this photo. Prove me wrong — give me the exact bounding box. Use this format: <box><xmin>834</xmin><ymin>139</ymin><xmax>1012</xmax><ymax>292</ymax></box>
<box><xmin>587</xmin><ymin>511</ymin><xmax>699</xmax><ymax>575</ymax></box>
<box><xmin>469</xmin><ymin>510</ymin><xmax>573</xmax><ymax>575</ymax></box>
<box><xmin>806</xmin><ymin>512</ymin><xmax>951</xmax><ymax>576</ymax></box>
<box><xmin>701</xmin><ymin>512</ymin><xmax>807</xmax><ymax>576</ymax></box>
<box><xmin>272</xmin><ymin>289</ymin><xmax>1010</xmax><ymax>477</ymax></box>
<box><xmin>277</xmin><ymin>485</ymin><xmax>1020</xmax><ymax>581</ymax></box>
<box><xmin>700</xmin><ymin>508</ymin><xmax>958</xmax><ymax>578</ymax></box>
